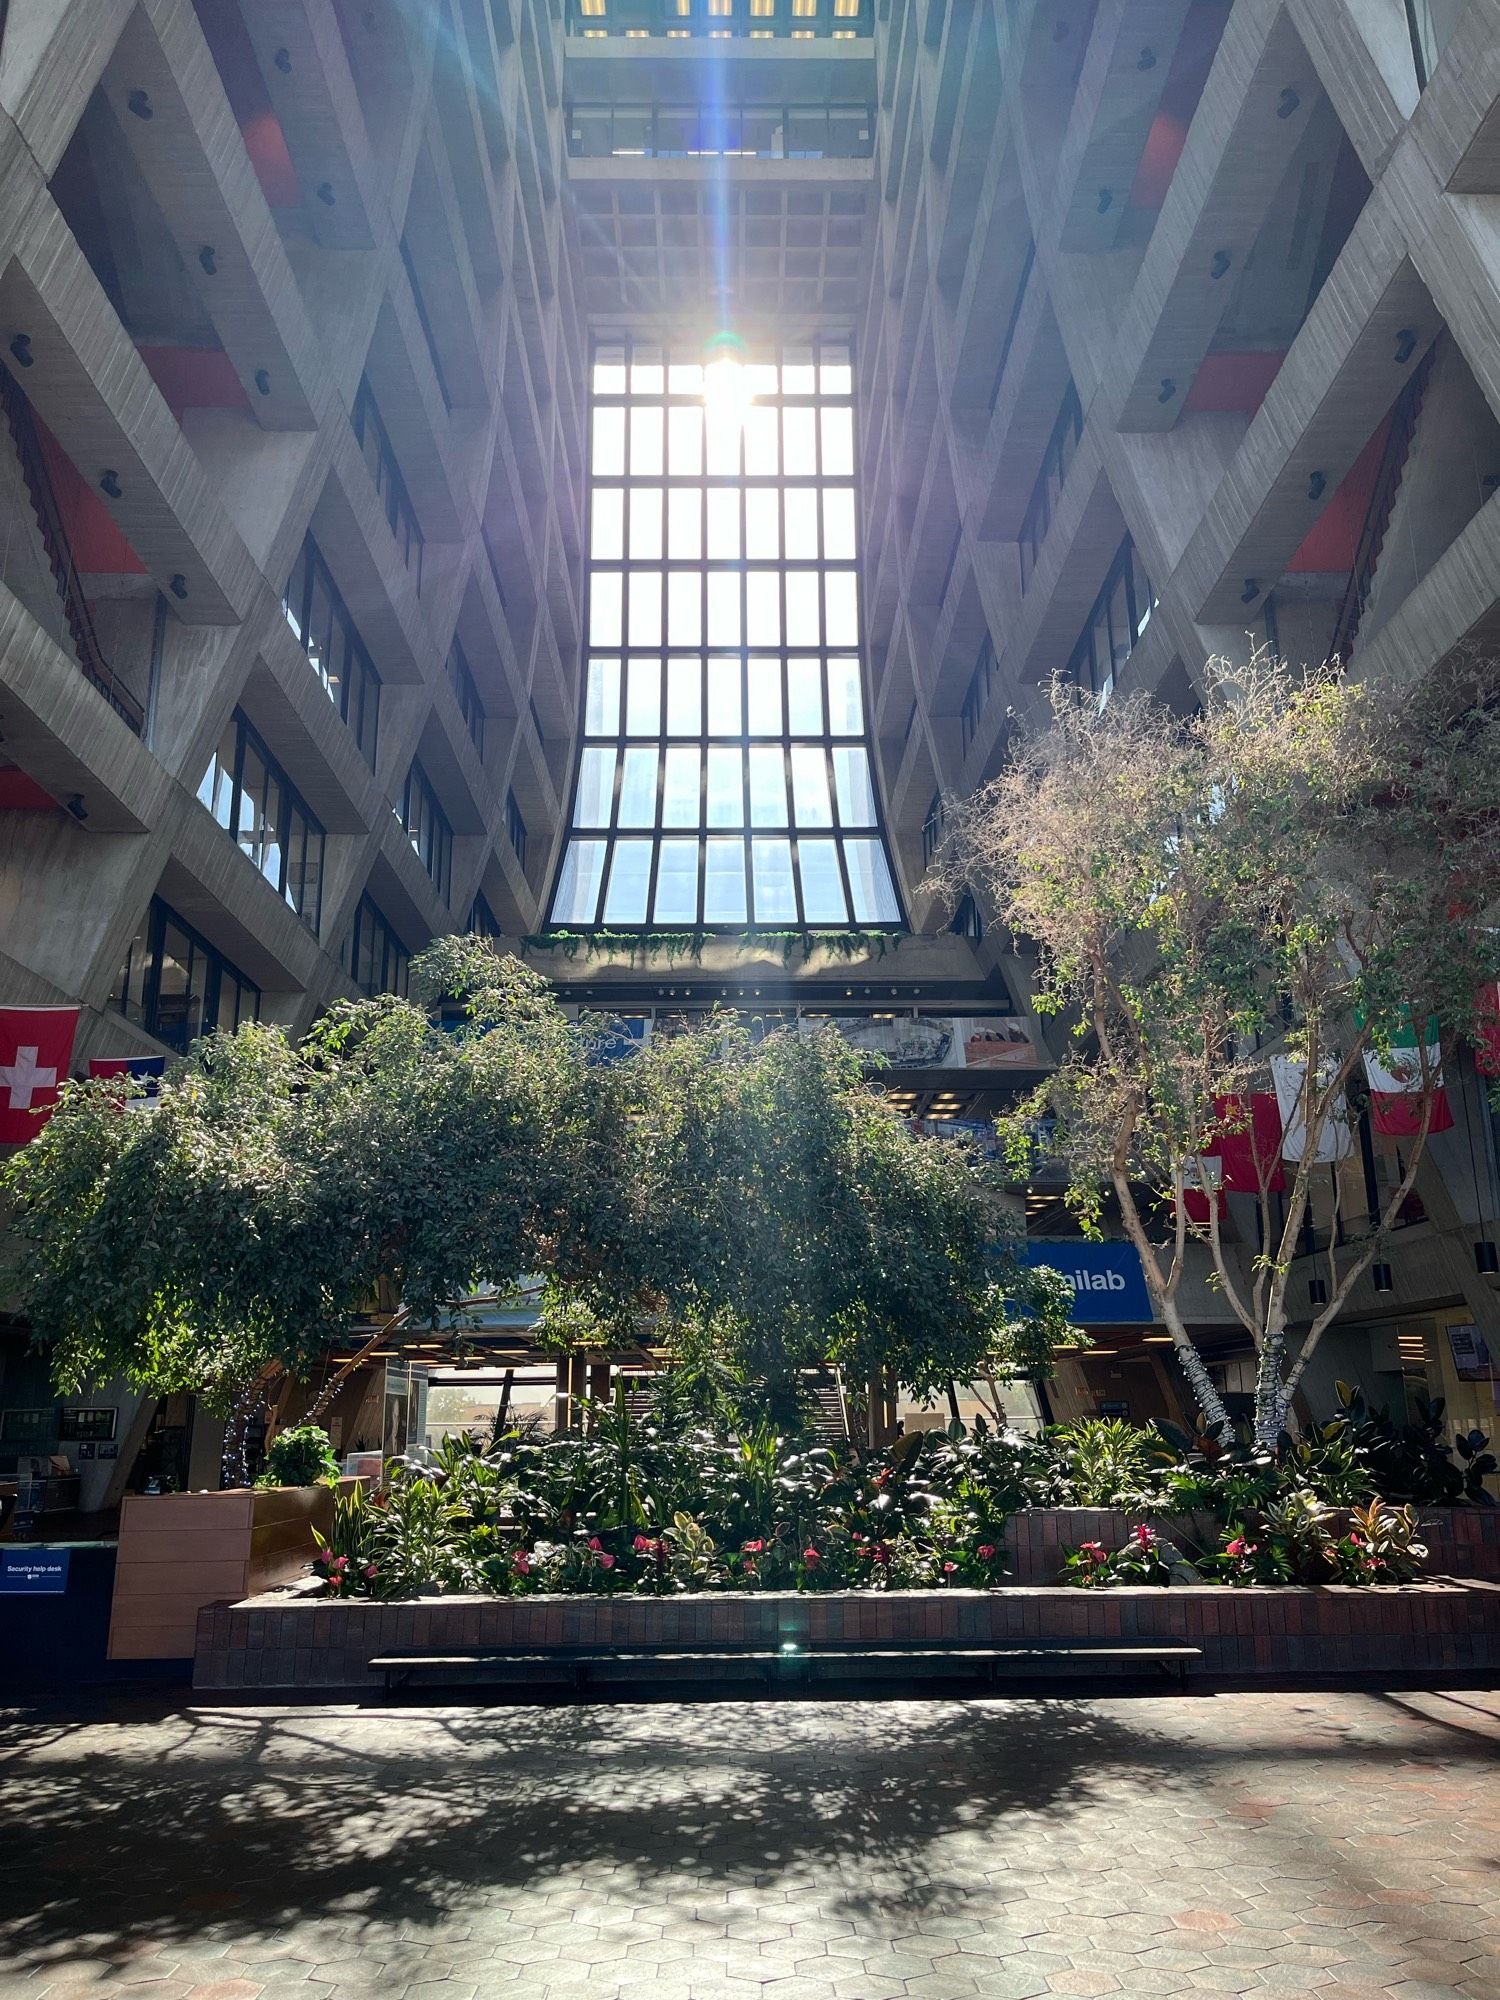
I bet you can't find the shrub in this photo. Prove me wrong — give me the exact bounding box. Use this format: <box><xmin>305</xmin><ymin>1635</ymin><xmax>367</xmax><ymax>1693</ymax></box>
<box><xmin>257</xmin><ymin>1423</ymin><xmax>339</xmax><ymax>1489</ymax></box>
<box><xmin>1060</xmin><ymin>1523</ymin><xmax>1174</xmax><ymax>1588</ymax></box>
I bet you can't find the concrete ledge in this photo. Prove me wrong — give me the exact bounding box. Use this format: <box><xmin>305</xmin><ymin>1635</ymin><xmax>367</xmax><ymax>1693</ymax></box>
<box><xmin>194</xmin><ymin>1577</ymin><xmax>1500</xmax><ymax>1692</ymax></box>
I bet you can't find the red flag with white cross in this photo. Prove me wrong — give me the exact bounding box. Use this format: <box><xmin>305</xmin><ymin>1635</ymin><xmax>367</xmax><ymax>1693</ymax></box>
<box><xmin>0</xmin><ymin>1006</ymin><xmax>80</xmax><ymax>1144</ymax></box>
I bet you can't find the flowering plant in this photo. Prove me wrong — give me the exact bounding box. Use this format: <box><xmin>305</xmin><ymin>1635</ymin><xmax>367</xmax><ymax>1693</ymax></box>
<box><xmin>1060</xmin><ymin>1524</ymin><xmax>1173</xmax><ymax>1588</ymax></box>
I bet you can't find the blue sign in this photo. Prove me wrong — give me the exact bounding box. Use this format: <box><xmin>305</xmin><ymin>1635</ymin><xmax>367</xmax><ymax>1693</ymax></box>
<box><xmin>0</xmin><ymin>1548</ymin><xmax>70</xmax><ymax>1594</ymax></box>
<box><xmin>1024</xmin><ymin>1241</ymin><xmax>1154</xmax><ymax>1324</ymax></box>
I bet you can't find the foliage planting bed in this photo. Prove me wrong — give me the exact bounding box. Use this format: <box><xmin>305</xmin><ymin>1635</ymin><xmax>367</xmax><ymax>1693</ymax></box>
<box><xmin>194</xmin><ymin>1575</ymin><xmax>1500</xmax><ymax>1693</ymax></box>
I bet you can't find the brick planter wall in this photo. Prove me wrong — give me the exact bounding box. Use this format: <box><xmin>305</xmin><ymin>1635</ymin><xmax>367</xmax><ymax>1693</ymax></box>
<box><xmin>1004</xmin><ymin>1507</ymin><xmax>1500</xmax><ymax>1584</ymax></box>
<box><xmin>194</xmin><ymin>1579</ymin><xmax>1500</xmax><ymax>1693</ymax></box>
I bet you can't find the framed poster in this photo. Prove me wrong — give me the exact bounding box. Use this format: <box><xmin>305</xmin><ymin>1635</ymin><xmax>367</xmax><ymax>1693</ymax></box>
<box><xmin>0</xmin><ymin>1408</ymin><xmax>54</xmax><ymax>1445</ymax></box>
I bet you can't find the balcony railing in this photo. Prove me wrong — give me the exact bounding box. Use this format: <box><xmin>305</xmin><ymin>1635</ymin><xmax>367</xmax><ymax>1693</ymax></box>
<box><xmin>567</xmin><ymin>102</ymin><xmax>873</xmax><ymax>159</ymax></box>
<box><xmin>569</xmin><ymin>0</ymin><xmax>872</xmax><ymax>35</ymax></box>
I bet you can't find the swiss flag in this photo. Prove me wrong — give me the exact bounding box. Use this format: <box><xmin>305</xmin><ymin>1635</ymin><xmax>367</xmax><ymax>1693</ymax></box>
<box><xmin>0</xmin><ymin>1006</ymin><xmax>80</xmax><ymax>1145</ymax></box>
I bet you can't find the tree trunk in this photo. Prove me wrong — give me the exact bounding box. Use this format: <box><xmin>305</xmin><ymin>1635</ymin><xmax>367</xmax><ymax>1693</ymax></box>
<box><xmin>1251</xmin><ymin>1329</ymin><xmax>1292</xmax><ymax>1449</ymax></box>
<box><xmin>1157</xmin><ymin>1294</ymin><xmax>1234</xmax><ymax>1439</ymax></box>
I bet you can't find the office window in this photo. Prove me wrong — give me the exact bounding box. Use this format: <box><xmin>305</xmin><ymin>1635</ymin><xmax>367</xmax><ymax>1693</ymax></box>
<box><xmin>445</xmin><ymin>636</ymin><xmax>485</xmax><ymax>755</ymax></box>
<box><xmin>507</xmin><ymin>788</ymin><xmax>529</xmax><ymax>870</ymax></box>
<box><xmin>352</xmin><ymin>378</ymin><xmax>423</xmax><ymax>590</ymax></box>
<box><xmin>1018</xmin><ymin>382</ymin><xmax>1082</xmax><ymax>592</ymax></box>
<box><xmin>960</xmin><ymin>635</ymin><xmax>995</xmax><ymax>755</ymax></box>
<box><xmin>400</xmin><ymin>760</ymin><xmax>453</xmax><ymax>905</ymax></box>
<box><xmin>548</xmin><ymin>336</ymin><xmax>902</xmax><ymax>928</ymax></box>
<box><xmin>1065</xmin><ymin>538</ymin><xmax>1157</xmax><ymax>708</ymax></box>
<box><xmin>197</xmin><ymin>711</ymin><xmax>325</xmax><ymax>932</ymax></box>
<box><xmin>281</xmin><ymin>536</ymin><xmax>381</xmax><ymax>768</ymax></box>
<box><xmin>343</xmin><ymin>895</ymin><xmax>410</xmax><ymax>998</ymax></box>
<box><xmin>109</xmin><ymin>897</ymin><xmax>261</xmax><ymax>1054</ymax></box>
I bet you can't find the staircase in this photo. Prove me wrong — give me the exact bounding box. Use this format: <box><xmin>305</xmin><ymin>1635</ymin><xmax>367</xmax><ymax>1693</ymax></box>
<box><xmin>1328</xmin><ymin>344</ymin><xmax>1436</xmax><ymax>666</ymax></box>
<box><xmin>0</xmin><ymin>372</ymin><xmax>144</xmax><ymax>734</ymax></box>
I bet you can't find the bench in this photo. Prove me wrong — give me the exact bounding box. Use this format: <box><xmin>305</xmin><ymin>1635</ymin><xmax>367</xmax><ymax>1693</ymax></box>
<box><xmin>370</xmin><ymin>1640</ymin><xmax>1204</xmax><ymax>1697</ymax></box>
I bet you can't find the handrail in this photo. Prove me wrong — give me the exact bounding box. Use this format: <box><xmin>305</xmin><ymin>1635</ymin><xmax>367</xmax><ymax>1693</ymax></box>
<box><xmin>0</xmin><ymin>373</ymin><xmax>145</xmax><ymax>733</ymax></box>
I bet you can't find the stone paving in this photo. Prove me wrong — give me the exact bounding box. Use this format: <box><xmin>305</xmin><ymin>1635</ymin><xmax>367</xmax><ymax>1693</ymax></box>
<box><xmin>2</xmin><ymin>1687</ymin><xmax>1499</xmax><ymax>2000</ymax></box>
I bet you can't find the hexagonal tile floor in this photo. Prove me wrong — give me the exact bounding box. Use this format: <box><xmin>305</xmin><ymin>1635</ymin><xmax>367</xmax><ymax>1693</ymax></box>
<box><xmin>1</xmin><ymin>1689</ymin><xmax>1498</xmax><ymax>2000</ymax></box>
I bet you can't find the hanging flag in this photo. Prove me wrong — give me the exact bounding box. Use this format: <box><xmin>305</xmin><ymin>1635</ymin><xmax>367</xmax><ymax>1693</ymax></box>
<box><xmin>1474</xmin><ymin>984</ymin><xmax>1500</xmax><ymax>1078</ymax></box>
<box><xmin>1363</xmin><ymin>1014</ymin><xmax>1452</xmax><ymax>1138</ymax></box>
<box><xmin>89</xmin><ymin>1055</ymin><xmax>166</xmax><ymax>1104</ymax></box>
<box><xmin>1213</xmin><ymin>1093</ymin><xmax>1286</xmax><ymax>1194</ymax></box>
<box><xmin>1270</xmin><ymin>1054</ymin><xmax>1353</xmax><ymax>1163</ymax></box>
<box><xmin>0</xmin><ymin>1006</ymin><xmax>80</xmax><ymax>1145</ymax></box>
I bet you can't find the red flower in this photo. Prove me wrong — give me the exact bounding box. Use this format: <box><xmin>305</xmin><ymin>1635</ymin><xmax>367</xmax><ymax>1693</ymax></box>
<box><xmin>802</xmin><ymin>1547</ymin><xmax>821</xmax><ymax>1565</ymax></box>
<box><xmin>977</xmin><ymin>1545</ymin><xmax>996</xmax><ymax>1561</ymax></box>
<box><xmin>1079</xmin><ymin>1541</ymin><xmax>1106</xmax><ymax>1557</ymax></box>
<box><xmin>512</xmin><ymin>1549</ymin><xmax>531</xmax><ymax>1575</ymax></box>
<box><xmin>1225</xmin><ymin>1537</ymin><xmax>1247</xmax><ymax>1557</ymax></box>
<box><xmin>363</xmin><ymin>1564</ymin><xmax>378</xmax><ymax>1579</ymax></box>
<box><xmin>873</xmin><ymin>1470</ymin><xmax>890</xmax><ymax>1489</ymax></box>
<box><xmin>872</xmin><ymin>1543</ymin><xmax>891</xmax><ymax>1566</ymax></box>
<box><xmin>326</xmin><ymin>1573</ymin><xmax>342</xmax><ymax>1592</ymax></box>
<box><xmin>742</xmin><ymin>1539</ymin><xmax>765</xmax><ymax>1554</ymax></box>
<box><xmin>1134</xmin><ymin>1524</ymin><xmax>1153</xmax><ymax>1547</ymax></box>
<box><xmin>328</xmin><ymin>1554</ymin><xmax>349</xmax><ymax>1570</ymax></box>
<box><xmin>632</xmin><ymin>1535</ymin><xmax>651</xmax><ymax>1552</ymax></box>
<box><xmin>598</xmin><ymin>1552</ymin><xmax>616</xmax><ymax>1570</ymax></box>
<box><xmin>942</xmin><ymin>1561</ymin><xmax>957</xmax><ymax>1574</ymax></box>
<box><xmin>588</xmin><ymin>1536</ymin><xmax>604</xmax><ymax>1552</ymax></box>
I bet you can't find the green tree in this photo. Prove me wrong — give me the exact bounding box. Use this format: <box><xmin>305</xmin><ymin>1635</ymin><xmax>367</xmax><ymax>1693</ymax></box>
<box><xmin>938</xmin><ymin>656</ymin><xmax>1500</xmax><ymax>1445</ymax></box>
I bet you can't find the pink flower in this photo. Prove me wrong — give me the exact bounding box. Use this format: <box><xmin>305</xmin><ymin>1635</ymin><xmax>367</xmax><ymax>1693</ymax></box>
<box><xmin>977</xmin><ymin>1545</ymin><xmax>996</xmax><ymax>1561</ymax></box>
<box><xmin>588</xmin><ymin>1536</ymin><xmax>604</xmax><ymax>1552</ymax></box>
<box><xmin>942</xmin><ymin>1561</ymin><xmax>957</xmax><ymax>1574</ymax></box>
<box><xmin>1079</xmin><ymin>1541</ymin><xmax>1106</xmax><ymax>1557</ymax></box>
<box><xmin>742</xmin><ymin>1539</ymin><xmax>765</xmax><ymax>1554</ymax></box>
<box><xmin>599</xmin><ymin>1552</ymin><xmax>616</xmax><ymax>1570</ymax></box>
<box><xmin>363</xmin><ymin>1564</ymin><xmax>378</xmax><ymax>1579</ymax></box>
<box><xmin>802</xmin><ymin>1547</ymin><xmax>821</xmax><ymax>1565</ymax></box>
<box><xmin>328</xmin><ymin>1554</ymin><xmax>349</xmax><ymax>1570</ymax></box>
<box><xmin>512</xmin><ymin>1550</ymin><xmax>531</xmax><ymax>1575</ymax></box>
<box><xmin>326</xmin><ymin>1573</ymin><xmax>342</xmax><ymax>1592</ymax></box>
<box><xmin>1134</xmin><ymin>1524</ymin><xmax>1153</xmax><ymax>1547</ymax></box>
<box><xmin>1225</xmin><ymin>1537</ymin><xmax>1247</xmax><ymax>1557</ymax></box>
<box><xmin>633</xmin><ymin>1535</ymin><xmax>651</xmax><ymax>1552</ymax></box>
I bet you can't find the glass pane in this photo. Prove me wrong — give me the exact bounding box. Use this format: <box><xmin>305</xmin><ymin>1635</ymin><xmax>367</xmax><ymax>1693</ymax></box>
<box><xmin>706</xmin><ymin>746</ymin><xmax>745</xmax><ymax>825</ymax></box>
<box><xmin>786</xmin><ymin>659</ymin><xmax>823</xmax><ymax>733</ymax></box>
<box><xmin>844</xmin><ymin>838</ymin><xmax>900</xmax><ymax>922</ymax></box>
<box><xmin>781</xmin><ymin>352</ymin><xmax>816</xmax><ymax>394</ymax></box>
<box><xmin>602</xmin><ymin>838</ymin><xmax>653</xmax><ymax>923</ymax></box>
<box><xmin>653</xmin><ymin>838</ymin><xmax>699</xmax><ymax>923</ymax></box>
<box><xmin>593</xmin><ymin>352</ymin><xmax>626</xmax><ymax>393</ymax></box>
<box><xmin>668</xmin><ymin>361</ymin><xmax>704</xmax><ymax>393</ymax></box>
<box><xmin>798</xmin><ymin>838</ymin><xmax>848</xmax><ymax>921</ymax></box>
<box><xmin>707</xmin><ymin>656</ymin><xmax>742</xmax><ymax>735</ymax></box>
<box><xmin>592</xmin><ymin>487</ymin><xmax>624</xmax><ymax>560</ymax></box>
<box><xmin>742</xmin><ymin>404</ymin><xmax>779</xmax><ymax>475</ymax></box>
<box><xmin>586</xmin><ymin>657</ymin><xmax>620</xmax><ymax>734</ymax></box>
<box><xmin>704</xmin><ymin>836</ymin><xmax>748</xmax><ymax>922</ymax></box>
<box><xmin>590</xmin><ymin>571</ymin><xmax>622</xmax><ymax>647</ymax></box>
<box><xmin>820</xmin><ymin>351</ymin><xmax>853</xmax><ymax>395</ymax></box>
<box><xmin>666</xmin><ymin>657</ymin><xmax>701</xmax><ymax>734</ymax></box>
<box><xmin>661</xmin><ymin>746</ymin><xmax>700</xmax><ymax>825</ymax></box>
<box><xmin>783</xmin><ymin>405</ymin><xmax>817</xmax><ymax>475</ymax></box>
<box><xmin>822</xmin><ymin>488</ymin><xmax>856</xmax><ymax>559</ymax></box>
<box><xmin>748</xmin><ymin>746</ymin><xmax>787</xmax><ymax>825</ymax></box>
<box><xmin>705</xmin><ymin>404</ymin><xmax>743</xmax><ymax>475</ymax></box>
<box><xmin>629</xmin><ymin>486</ymin><xmax>663</xmax><ymax>560</ymax></box>
<box><xmin>667</xmin><ymin>404</ymin><xmax>703</xmax><ymax>475</ymax></box>
<box><xmin>827</xmin><ymin>657</ymin><xmax>863</xmax><ymax>733</ymax></box>
<box><xmin>832</xmin><ymin>745</ymin><xmax>877</xmax><ymax>825</ymax></box>
<box><xmin>666</xmin><ymin>569</ymin><xmax>702</xmax><ymax>647</ymax></box>
<box><xmin>745</xmin><ymin>488</ymin><xmax>780</xmax><ymax>559</ymax></box>
<box><xmin>790</xmin><ymin>746</ymin><xmax>833</xmax><ymax>826</ymax></box>
<box><xmin>751</xmin><ymin>837</ymin><xmax>797</xmax><ymax>921</ymax></box>
<box><xmin>706</xmin><ymin>487</ymin><xmax>740</xmax><ymax>558</ymax></box>
<box><xmin>626</xmin><ymin>657</ymin><xmax>661</xmax><ymax>733</ymax></box>
<box><xmin>617</xmin><ymin>747</ymin><xmax>659</xmax><ymax>826</ymax></box>
<box><xmin>630</xmin><ymin>405</ymin><xmax>663</xmax><ymax>476</ymax></box>
<box><xmin>552</xmin><ymin>838</ymin><xmax>608</xmax><ymax>922</ymax></box>
<box><xmin>820</xmin><ymin>405</ymin><xmax>854</xmax><ymax>475</ymax></box>
<box><xmin>668</xmin><ymin>486</ymin><xmax>701</xmax><ymax>559</ymax></box>
<box><xmin>783</xmin><ymin>488</ymin><xmax>818</xmax><ymax>559</ymax></box>
<box><xmin>593</xmin><ymin>406</ymin><xmax>625</xmax><ymax>476</ymax></box>
<box><xmin>824</xmin><ymin>571</ymin><xmax>859</xmax><ymax>647</ymax></box>
<box><xmin>746</xmin><ymin>657</ymin><xmax>783</xmax><ymax>735</ymax></box>
<box><xmin>631</xmin><ymin>355</ymin><xmax>664</xmax><ymax>394</ymax></box>
<box><xmin>746</xmin><ymin>573</ymin><xmax>781</xmax><ymax>647</ymax></box>
<box><xmin>628</xmin><ymin>570</ymin><xmax>662</xmax><ymax>647</ymax></box>
<box><xmin>707</xmin><ymin>571</ymin><xmax>741</xmax><ymax>646</ymax></box>
<box><xmin>785</xmin><ymin>571</ymin><xmax>821</xmax><ymax>647</ymax></box>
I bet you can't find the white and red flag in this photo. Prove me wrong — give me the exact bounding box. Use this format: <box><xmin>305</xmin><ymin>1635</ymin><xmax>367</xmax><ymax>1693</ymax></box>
<box><xmin>0</xmin><ymin>1006</ymin><xmax>80</xmax><ymax>1144</ymax></box>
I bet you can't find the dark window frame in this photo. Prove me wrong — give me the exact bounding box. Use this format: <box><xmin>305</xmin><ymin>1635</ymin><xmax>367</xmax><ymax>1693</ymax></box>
<box><xmin>1065</xmin><ymin>537</ymin><xmax>1156</xmax><ymax>706</ymax></box>
<box><xmin>197</xmin><ymin>709</ymin><xmax>326</xmax><ymax>934</ymax></box>
<box><xmin>400</xmin><ymin>758</ymin><xmax>454</xmax><ymax>905</ymax></box>
<box><xmin>1018</xmin><ymin>381</ymin><xmax>1082</xmax><ymax>593</ymax></box>
<box><xmin>445</xmin><ymin>635</ymin><xmax>485</xmax><ymax>756</ymax></box>
<box><xmin>343</xmin><ymin>894</ymin><xmax>410</xmax><ymax>998</ymax></box>
<box><xmin>109</xmin><ymin>895</ymin><xmax>262</xmax><ymax>1054</ymax></box>
<box><xmin>281</xmin><ymin>535</ymin><xmax>381</xmax><ymax>769</ymax></box>
<box><xmin>352</xmin><ymin>377</ymin><xmax>424</xmax><ymax>591</ymax></box>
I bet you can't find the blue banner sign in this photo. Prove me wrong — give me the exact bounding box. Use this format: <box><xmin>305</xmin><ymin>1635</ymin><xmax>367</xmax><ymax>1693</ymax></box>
<box><xmin>1024</xmin><ymin>1241</ymin><xmax>1154</xmax><ymax>1324</ymax></box>
<box><xmin>0</xmin><ymin>1548</ymin><xmax>71</xmax><ymax>1593</ymax></box>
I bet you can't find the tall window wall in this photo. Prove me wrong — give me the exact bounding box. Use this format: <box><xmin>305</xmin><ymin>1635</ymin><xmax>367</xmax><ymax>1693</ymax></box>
<box><xmin>549</xmin><ymin>337</ymin><xmax>902</xmax><ymax>930</ymax></box>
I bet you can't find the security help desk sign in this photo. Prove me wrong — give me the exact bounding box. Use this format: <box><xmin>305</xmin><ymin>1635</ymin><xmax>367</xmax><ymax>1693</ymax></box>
<box><xmin>1023</xmin><ymin>1241</ymin><xmax>1154</xmax><ymax>1325</ymax></box>
<box><xmin>0</xmin><ymin>1548</ymin><xmax>71</xmax><ymax>1593</ymax></box>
